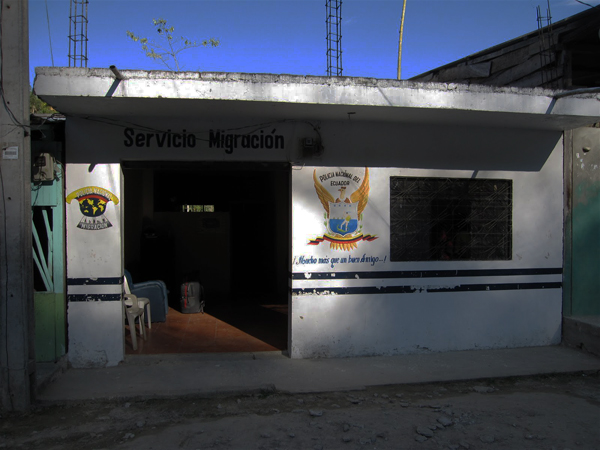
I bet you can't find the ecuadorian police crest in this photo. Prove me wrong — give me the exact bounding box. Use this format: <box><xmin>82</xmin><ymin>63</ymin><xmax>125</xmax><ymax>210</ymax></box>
<box><xmin>309</xmin><ymin>168</ymin><xmax>377</xmax><ymax>251</ymax></box>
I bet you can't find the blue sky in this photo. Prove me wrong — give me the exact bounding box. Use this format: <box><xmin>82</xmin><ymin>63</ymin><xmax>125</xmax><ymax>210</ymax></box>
<box><xmin>29</xmin><ymin>0</ymin><xmax>599</xmax><ymax>85</ymax></box>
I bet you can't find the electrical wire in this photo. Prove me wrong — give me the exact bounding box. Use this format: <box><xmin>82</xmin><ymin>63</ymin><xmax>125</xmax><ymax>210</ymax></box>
<box><xmin>573</xmin><ymin>0</ymin><xmax>598</xmax><ymax>8</ymax></box>
<box><xmin>44</xmin><ymin>0</ymin><xmax>55</xmax><ymax>66</ymax></box>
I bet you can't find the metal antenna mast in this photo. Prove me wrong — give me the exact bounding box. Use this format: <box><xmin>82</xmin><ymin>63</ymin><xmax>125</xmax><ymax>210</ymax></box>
<box><xmin>68</xmin><ymin>0</ymin><xmax>89</xmax><ymax>67</ymax></box>
<box><xmin>536</xmin><ymin>0</ymin><xmax>557</xmax><ymax>87</ymax></box>
<box><xmin>326</xmin><ymin>0</ymin><xmax>342</xmax><ymax>76</ymax></box>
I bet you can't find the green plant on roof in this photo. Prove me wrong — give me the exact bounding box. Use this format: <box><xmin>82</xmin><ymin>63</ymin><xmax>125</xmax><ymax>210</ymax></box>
<box><xmin>127</xmin><ymin>18</ymin><xmax>219</xmax><ymax>72</ymax></box>
<box><xmin>30</xmin><ymin>89</ymin><xmax>56</xmax><ymax>114</ymax></box>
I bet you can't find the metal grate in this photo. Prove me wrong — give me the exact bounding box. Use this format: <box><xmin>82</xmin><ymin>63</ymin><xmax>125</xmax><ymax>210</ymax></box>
<box><xmin>390</xmin><ymin>177</ymin><xmax>512</xmax><ymax>261</ymax></box>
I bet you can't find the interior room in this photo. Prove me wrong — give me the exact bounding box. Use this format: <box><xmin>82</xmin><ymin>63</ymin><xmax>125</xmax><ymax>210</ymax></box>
<box><xmin>122</xmin><ymin>162</ymin><xmax>290</xmax><ymax>355</ymax></box>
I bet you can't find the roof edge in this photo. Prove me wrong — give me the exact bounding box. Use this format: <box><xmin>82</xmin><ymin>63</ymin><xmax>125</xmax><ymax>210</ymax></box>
<box><xmin>34</xmin><ymin>66</ymin><xmax>562</xmax><ymax>98</ymax></box>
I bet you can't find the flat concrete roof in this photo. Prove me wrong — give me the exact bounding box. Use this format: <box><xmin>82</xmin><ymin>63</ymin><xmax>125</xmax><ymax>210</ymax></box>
<box><xmin>33</xmin><ymin>67</ymin><xmax>600</xmax><ymax>131</ymax></box>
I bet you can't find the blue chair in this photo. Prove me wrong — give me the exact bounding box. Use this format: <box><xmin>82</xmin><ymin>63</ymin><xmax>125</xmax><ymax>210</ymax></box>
<box><xmin>124</xmin><ymin>270</ymin><xmax>169</xmax><ymax>322</ymax></box>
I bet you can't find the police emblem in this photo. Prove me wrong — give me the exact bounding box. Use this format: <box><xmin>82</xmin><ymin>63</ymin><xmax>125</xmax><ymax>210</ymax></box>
<box><xmin>66</xmin><ymin>186</ymin><xmax>119</xmax><ymax>230</ymax></box>
<box><xmin>309</xmin><ymin>168</ymin><xmax>377</xmax><ymax>250</ymax></box>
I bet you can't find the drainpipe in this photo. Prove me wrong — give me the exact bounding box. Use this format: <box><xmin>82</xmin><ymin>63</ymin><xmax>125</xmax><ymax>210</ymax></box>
<box><xmin>110</xmin><ymin>65</ymin><xmax>125</xmax><ymax>80</ymax></box>
<box><xmin>553</xmin><ymin>87</ymin><xmax>600</xmax><ymax>99</ymax></box>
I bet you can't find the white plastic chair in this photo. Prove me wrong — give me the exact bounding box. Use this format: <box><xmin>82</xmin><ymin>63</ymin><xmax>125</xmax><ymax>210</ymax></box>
<box><xmin>124</xmin><ymin>276</ymin><xmax>151</xmax><ymax>328</ymax></box>
<box><xmin>123</xmin><ymin>277</ymin><xmax>151</xmax><ymax>350</ymax></box>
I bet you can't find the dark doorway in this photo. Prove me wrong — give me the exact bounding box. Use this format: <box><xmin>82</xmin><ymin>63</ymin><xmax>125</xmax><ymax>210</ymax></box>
<box><xmin>123</xmin><ymin>162</ymin><xmax>290</xmax><ymax>354</ymax></box>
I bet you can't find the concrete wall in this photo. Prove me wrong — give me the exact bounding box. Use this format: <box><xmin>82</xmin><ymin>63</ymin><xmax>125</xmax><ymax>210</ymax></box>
<box><xmin>0</xmin><ymin>0</ymin><xmax>34</xmax><ymax>411</ymax></box>
<box><xmin>65</xmin><ymin>164</ymin><xmax>124</xmax><ymax>367</ymax></box>
<box><xmin>290</xmin><ymin>145</ymin><xmax>563</xmax><ymax>357</ymax></box>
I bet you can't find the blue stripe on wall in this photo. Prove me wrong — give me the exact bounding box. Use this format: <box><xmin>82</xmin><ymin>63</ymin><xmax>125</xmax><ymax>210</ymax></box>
<box><xmin>67</xmin><ymin>277</ymin><xmax>122</xmax><ymax>285</ymax></box>
<box><xmin>67</xmin><ymin>294</ymin><xmax>122</xmax><ymax>302</ymax></box>
<box><xmin>291</xmin><ymin>281</ymin><xmax>562</xmax><ymax>296</ymax></box>
<box><xmin>291</xmin><ymin>268</ymin><xmax>562</xmax><ymax>280</ymax></box>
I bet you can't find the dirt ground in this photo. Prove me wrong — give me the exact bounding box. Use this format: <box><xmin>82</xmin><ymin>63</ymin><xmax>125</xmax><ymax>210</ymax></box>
<box><xmin>1</xmin><ymin>372</ymin><xmax>599</xmax><ymax>450</ymax></box>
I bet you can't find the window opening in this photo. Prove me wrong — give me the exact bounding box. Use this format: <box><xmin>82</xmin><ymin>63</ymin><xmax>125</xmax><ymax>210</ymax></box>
<box><xmin>390</xmin><ymin>177</ymin><xmax>512</xmax><ymax>261</ymax></box>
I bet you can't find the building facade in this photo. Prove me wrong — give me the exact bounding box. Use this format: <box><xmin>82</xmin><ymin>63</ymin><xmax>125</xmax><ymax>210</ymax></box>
<box><xmin>33</xmin><ymin>68</ymin><xmax>599</xmax><ymax>367</ymax></box>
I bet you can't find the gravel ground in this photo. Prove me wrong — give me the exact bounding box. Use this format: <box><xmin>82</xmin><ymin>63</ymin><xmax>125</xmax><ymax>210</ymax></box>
<box><xmin>1</xmin><ymin>372</ymin><xmax>599</xmax><ymax>450</ymax></box>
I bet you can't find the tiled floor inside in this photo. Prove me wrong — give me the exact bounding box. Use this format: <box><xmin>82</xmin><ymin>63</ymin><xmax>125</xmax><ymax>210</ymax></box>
<box><xmin>125</xmin><ymin>304</ymin><xmax>288</xmax><ymax>355</ymax></box>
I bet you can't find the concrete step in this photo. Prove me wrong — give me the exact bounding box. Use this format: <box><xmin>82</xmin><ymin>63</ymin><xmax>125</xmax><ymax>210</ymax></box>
<box><xmin>563</xmin><ymin>316</ymin><xmax>600</xmax><ymax>357</ymax></box>
<box><xmin>36</xmin><ymin>356</ymin><xmax>68</xmax><ymax>394</ymax></box>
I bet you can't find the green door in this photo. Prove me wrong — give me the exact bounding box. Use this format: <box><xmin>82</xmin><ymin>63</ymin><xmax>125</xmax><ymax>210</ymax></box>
<box><xmin>31</xmin><ymin>142</ymin><xmax>66</xmax><ymax>362</ymax></box>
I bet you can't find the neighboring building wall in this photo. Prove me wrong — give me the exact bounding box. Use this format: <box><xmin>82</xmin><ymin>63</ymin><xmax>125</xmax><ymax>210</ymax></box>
<box><xmin>65</xmin><ymin>164</ymin><xmax>124</xmax><ymax>367</ymax></box>
<box><xmin>564</xmin><ymin>127</ymin><xmax>600</xmax><ymax>316</ymax></box>
<box><xmin>411</xmin><ymin>8</ymin><xmax>600</xmax><ymax>89</ymax></box>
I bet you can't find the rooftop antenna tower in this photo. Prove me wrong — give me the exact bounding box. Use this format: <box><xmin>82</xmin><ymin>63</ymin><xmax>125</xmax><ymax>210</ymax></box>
<box><xmin>536</xmin><ymin>0</ymin><xmax>557</xmax><ymax>87</ymax></box>
<box><xmin>68</xmin><ymin>0</ymin><xmax>89</xmax><ymax>67</ymax></box>
<box><xmin>326</xmin><ymin>0</ymin><xmax>342</xmax><ymax>76</ymax></box>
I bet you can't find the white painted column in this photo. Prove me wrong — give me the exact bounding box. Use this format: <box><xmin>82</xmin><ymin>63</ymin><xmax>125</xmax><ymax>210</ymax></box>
<box><xmin>65</xmin><ymin>164</ymin><xmax>124</xmax><ymax>367</ymax></box>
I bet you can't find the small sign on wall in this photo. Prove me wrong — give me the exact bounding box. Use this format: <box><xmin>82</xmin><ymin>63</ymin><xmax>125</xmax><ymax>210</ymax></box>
<box><xmin>2</xmin><ymin>146</ymin><xmax>18</xmax><ymax>160</ymax></box>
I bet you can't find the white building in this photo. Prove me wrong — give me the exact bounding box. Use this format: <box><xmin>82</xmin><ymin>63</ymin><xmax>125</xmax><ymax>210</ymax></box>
<box><xmin>33</xmin><ymin>68</ymin><xmax>600</xmax><ymax>367</ymax></box>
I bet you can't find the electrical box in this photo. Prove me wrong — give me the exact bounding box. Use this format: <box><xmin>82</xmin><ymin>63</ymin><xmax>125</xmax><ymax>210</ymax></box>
<box><xmin>302</xmin><ymin>137</ymin><xmax>323</xmax><ymax>157</ymax></box>
<box><xmin>32</xmin><ymin>153</ymin><xmax>55</xmax><ymax>182</ymax></box>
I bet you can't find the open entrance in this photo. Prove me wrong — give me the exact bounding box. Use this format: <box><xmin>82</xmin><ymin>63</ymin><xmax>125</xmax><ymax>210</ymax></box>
<box><xmin>123</xmin><ymin>162</ymin><xmax>290</xmax><ymax>355</ymax></box>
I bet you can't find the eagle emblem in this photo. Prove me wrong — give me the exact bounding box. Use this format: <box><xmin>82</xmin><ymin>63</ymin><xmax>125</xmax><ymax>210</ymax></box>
<box><xmin>310</xmin><ymin>168</ymin><xmax>377</xmax><ymax>250</ymax></box>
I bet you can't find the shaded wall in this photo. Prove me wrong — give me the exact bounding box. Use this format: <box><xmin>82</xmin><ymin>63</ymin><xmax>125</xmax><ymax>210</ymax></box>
<box><xmin>564</xmin><ymin>127</ymin><xmax>600</xmax><ymax>316</ymax></box>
